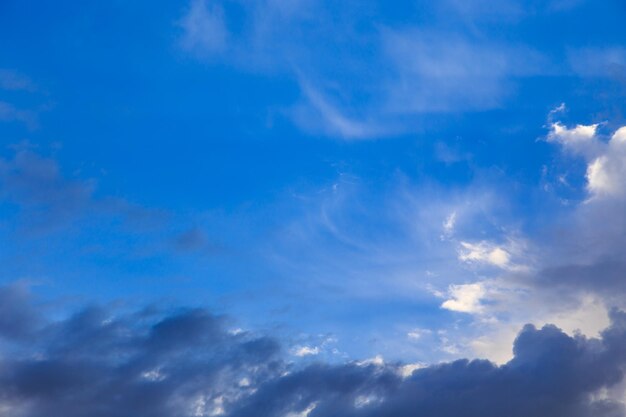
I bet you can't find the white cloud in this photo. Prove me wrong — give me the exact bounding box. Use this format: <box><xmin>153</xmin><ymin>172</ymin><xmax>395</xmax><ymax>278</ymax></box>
<box><xmin>469</xmin><ymin>325</ymin><xmax>519</xmax><ymax>365</ymax></box>
<box><xmin>398</xmin><ymin>362</ymin><xmax>426</xmax><ymax>378</ymax></box>
<box><xmin>286</xmin><ymin>402</ymin><xmax>317</xmax><ymax>417</ymax></box>
<box><xmin>291</xmin><ymin>345</ymin><xmax>320</xmax><ymax>357</ymax></box>
<box><xmin>356</xmin><ymin>355</ymin><xmax>385</xmax><ymax>367</ymax></box>
<box><xmin>354</xmin><ymin>394</ymin><xmax>381</xmax><ymax>408</ymax></box>
<box><xmin>548</xmin><ymin>119</ymin><xmax>626</xmax><ymax>200</ymax></box>
<box><xmin>441</xmin><ymin>211</ymin><xmax>457</xmax><ymax>238</ymax></box>
<box><xmin>544</xmin><ymin>294</ymin><xmax>609</xmax><ymax>337</ymax></box>
<box><xmin>468</xmin><ymin>294</ymin><xmax>610</xmax><ymax>365</ymax></box>
<box><xmin>458</xmin><ymin>241</ymin><xmax>511</xmax><ymax>268</ymax></box>
<box><xmin>585</xmin><ymin>127</ymin><xmax>626</xmax><ymax>199</ymax></box>
<box><xmin>547</xmin><ymin>122</ymin><xmax>602</xmax><ymax>158</ymax></box>
<box><xmin>141</xmin><ymin>368</ymin><xmax>166</xmax><ymax>382</ymax></box>
<box><xmin>407</xmin><ymin>328</ymin><xmax>432</xmax><ymax>340</ymax></box>
<box><xmin>441</xmin><ymin>282</ymin><xmax>486</xmax><ymax>313</ymax></box>
<box><xmin>438</xmin><ymin>332</ymin><xmax>462</xmax><ymax>355</ymax></box>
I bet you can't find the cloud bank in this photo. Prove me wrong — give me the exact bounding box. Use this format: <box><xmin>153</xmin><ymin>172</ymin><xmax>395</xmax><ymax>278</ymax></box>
<box><xmin>1</xmin><ymin>284</ymin><xmax>625</xmax><ymax>417</ymax></box>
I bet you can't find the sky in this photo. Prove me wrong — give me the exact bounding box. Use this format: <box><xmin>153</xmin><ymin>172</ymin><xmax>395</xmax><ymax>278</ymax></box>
<box><xmin>1</xmin><ymin>0</ymin><xmax>626</xmax><ymax>416</ymax></box>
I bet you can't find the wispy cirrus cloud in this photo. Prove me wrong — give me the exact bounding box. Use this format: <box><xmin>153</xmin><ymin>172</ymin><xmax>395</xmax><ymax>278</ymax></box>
<box><xmin>175</xmin><ymin>1</ymin><xmax>569</xmax><ymax>139</ymax></box>
<box><xmin>382</xmin><ymin>30</ymin><xmax>548</xmax><ymax>113</ymax></box>
<box><xmin>0</xmin><ymin>101</ymin><xmax>37</xmax><ymax>129</ymax></box>
<box><xmin>0</xmin><ymin>69</ymin><xmax>36</xmax><ymax>92</ymax></box>
<box><xmin>179</xmin><ymin>0</ymin><xmax>229</xmax><ymax>56</ymax></box>
<box><xmin>0</xmin><ymin>69</ymin><xmax>39</xmax><ymax>129</ymax></box>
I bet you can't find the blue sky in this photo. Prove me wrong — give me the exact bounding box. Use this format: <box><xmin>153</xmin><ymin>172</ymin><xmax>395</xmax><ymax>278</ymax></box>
<box><xmin>1</xmin><ymin>1</ymin><xmax>626</xmax><ymax>415</ymax></box>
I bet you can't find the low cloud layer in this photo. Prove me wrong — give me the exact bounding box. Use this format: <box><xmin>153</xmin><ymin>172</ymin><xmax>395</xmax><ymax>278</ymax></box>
<box><xmin>1</xmin><ymin>284</ymin><xmax>625</xmax><ymax>417</ymax></box>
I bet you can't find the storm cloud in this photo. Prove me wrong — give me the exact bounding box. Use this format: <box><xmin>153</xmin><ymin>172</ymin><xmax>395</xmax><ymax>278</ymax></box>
<box><xmin>1</xmin><ymin>284</ymin><xmax>625</xmax><ymax>417</ymax></box>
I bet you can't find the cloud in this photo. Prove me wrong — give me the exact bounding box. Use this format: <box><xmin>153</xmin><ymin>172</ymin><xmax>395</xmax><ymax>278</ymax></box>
<box><xmin>448</xmin><ymin>115</ymin><xmax>626</xmax><ymax>363</ymax></box>
<box><xmin>568</xmin><ymin>47</ymin><xmax>626</xmax><ymax>78</ymax></box>
<box><xmin>290</xmin><ymin>79</ymin><xmax>387</xmax><ymax>140</ymax></box>
<box><xmin>0</xmin><ymin>101</ymin><xmax>37</xmax><ymax>129</ymax></box>
<box><xmin>382</xmin><ymin>30</ymin><xmax>547</xmax><ymax>113</ymax></box>
<box><xmin>0</xmin><ymin>69</ymin><xmax>36</xmax><ymax>92</ymax></box>
<box><xmin>441</xmin><ymin>211</ymin><xmax>457</xmax><ymax>238</ymax></box>
<box><xmin>441</xmin><ymin>282</ymin><xmax>486</xmax><ymax>313</ymax></box>
<box><xmin>0</xmin><ymin>147</ymin><xmax>223</xmax><ymax>275</ymax></box>
<box><xmin>536</xmin><ymin>118</ymin><xmax>626</xmax><ymax>300</ymax></box>
<box><xmin>547</xmin><ymin>121</ymin><xmax>602</xmax><ymax>159</ymax></box>
<box><xmin>407</xmin><ymin>328</ymin><xmax>431</xmax><ymax>340</ymax></box>
<box><xmin>458</xmin><ymin>241</ymin><xmax>511</xmax><ymax>268</ymax></box>
<box><xmin>292</xmin><ymin>346</ymin><xmax>320</xmax><ymax>357</ymax></box>
<box><xmin>545</xmin><ymin>114</ymin><xmax>626</xmax><ymax>202</ymax></box>
<box><xmin>179</xmin><ymin>0</ymin><xmax>229</xmax><ymax>56</ymax></box>
<box><xmin>0</xmin><ymin>70</ymin><xmax>39</xmax><ymax>129</ymax></box>
<box><xmin>455</xmin><ymin>236</ymin><xmax>530</xmax><ymax>272</ymax></box>
<box><xmin>1</xmin><ymin>280</ymin><xmax>626</xmax><ymax>416</ymax></box>
<box><xmin>0</xmin><ymin>285</ymin><xmax>283</xmax><ymax>417</ymax></box>
<box><xmin>441</xmin><ymin>0</ymin><xmax>587</xmax><ymax>22</ymax></box>
<box><xmin>0</xmin><ymin>283</ymin><xmax>41</xmax><ymax>340</ymax></box>
<box><xmin>227</xmin><ymin>310</ymin><xmax>626</xmax><ymax>417</ymax></box>
<box><xmin>428</xmin><ymin>116</ymin><xmax>626</xmax><ymax>333</ymax></box>
<box><xmin>177</xmin><ymin>1</ymin><xmax>557</xmax><ymax>138</ymax></box>
<box><xmin>0</xmin><ymin>148</ymin><xmax>96</xmax><ymax>229</ymax></box>
<box><xmin>0</xmin><ymin>147</ymin><xmax>190</xmax><ymax>238</ymax></box>
<box><xmin>585</xmin><ymin>127</ymin><xmax>626</xmax><ymax>199</ymax></box>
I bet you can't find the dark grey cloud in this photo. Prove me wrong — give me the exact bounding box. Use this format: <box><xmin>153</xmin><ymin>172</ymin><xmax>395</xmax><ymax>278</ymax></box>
<box><xmin>1</xmin><ymin>285</ymin><xmax>625</xmax><ymax>417</ymax></box>
<box><xmin>540</xmin><ymin>258</ymin><xmax>626</xmax><ymax>297</ymax></box>
<box><xmin>0</xmin><ymin>284</ymin><xmax>41</xmax><ymax>340</ymax></box>
<box><xmin>0</xmin><ymin>286</ymin><xmax>283</xmax><ymax>417</ymax></box>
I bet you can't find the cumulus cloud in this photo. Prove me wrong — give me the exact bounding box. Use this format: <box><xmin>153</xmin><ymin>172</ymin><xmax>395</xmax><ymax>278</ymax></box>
<box><xmin>2</xmin><ymin>284</ymin><xmax>626</xmax><ymax>417</ymax></box>
<box><xmin>547</xmin><ymin>122</ymin><xmax>602</xmax><ymax>159</ymax></box>
<box><xmin>441</xmin><ymin>282</ymin><xmax>486</xmax><ymax>313</ymax></box>
<box><xmin>585</xmin><ymin>127</ymin><xmax>626</xmax><ymax>199</ymax></box>
<box><xmin>0</xmin><ymin>285</ymin><xmax>282</xmax><ymax>417</ymax></box>
<box><xmin>547</xmin><ymin>121</ymin><xmax>626</xmax><ymax>200</ymax></box>
<box><xmin>537</xmin><ymin>118</ymin><xmax>626</xmax><ymax>300</ymax></box>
